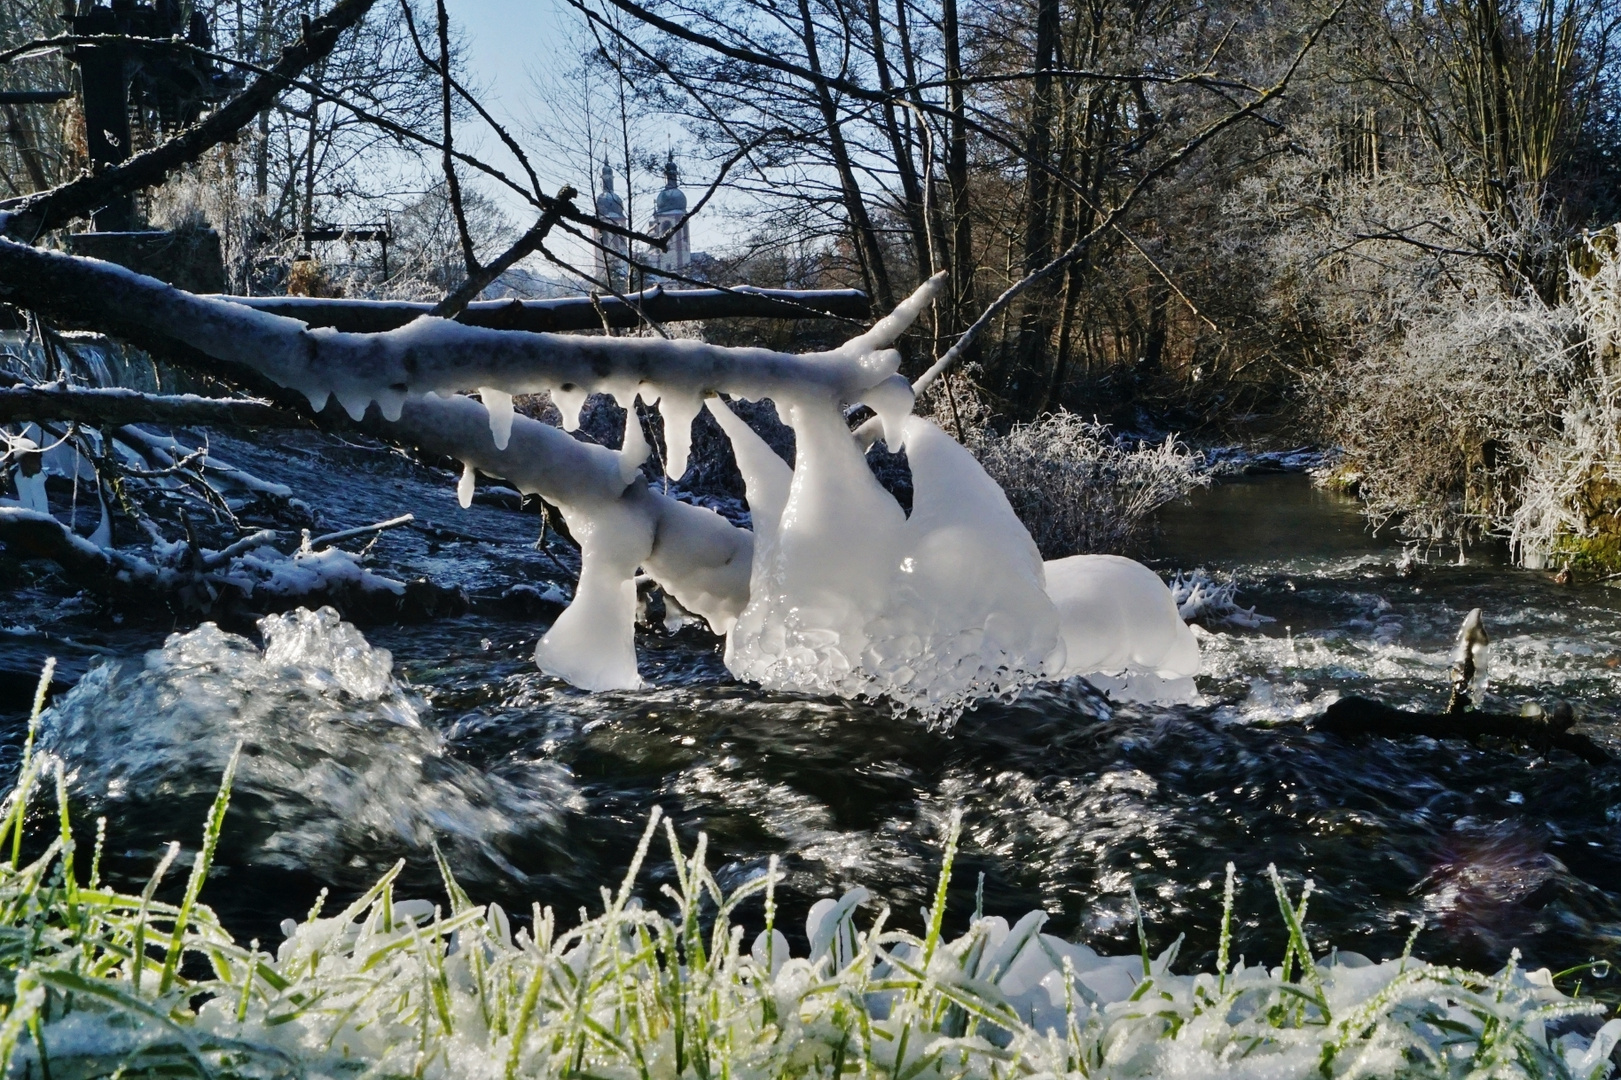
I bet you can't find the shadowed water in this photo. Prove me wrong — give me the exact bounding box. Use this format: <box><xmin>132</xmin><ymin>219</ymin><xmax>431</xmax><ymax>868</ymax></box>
<box><xmin>7</xmin><ymin>440</ymin><xmax>1621</xmax><ymax>985</ymax></box>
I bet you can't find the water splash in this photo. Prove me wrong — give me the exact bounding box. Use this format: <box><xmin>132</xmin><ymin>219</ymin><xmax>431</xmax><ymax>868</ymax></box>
<box><xmin>38</xmin><ymin>607</ymin><xmax>578</xmax><ymax>881</ymax></box>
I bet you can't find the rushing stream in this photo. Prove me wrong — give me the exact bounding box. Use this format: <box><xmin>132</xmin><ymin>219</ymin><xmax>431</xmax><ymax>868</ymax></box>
<box><xmin>5</xmin><ymin>436</ymin><xmax>1621</xmax><ymax>988</ymax></box>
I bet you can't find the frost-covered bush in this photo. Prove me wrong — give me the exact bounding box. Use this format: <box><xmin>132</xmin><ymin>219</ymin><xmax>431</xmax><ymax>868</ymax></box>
<box><xmin>1326</xmin><ymin>296</ymin><xmax>1582</xmax><ymax>548</ymax></box>
<box><xmin>973</xmin><ymin>412</ymin><xmax>1207</xmax><ymax>558</ymax></box>
<box><xmin>1228</xmin><ymin>135</ymin><xmax>1621</xmax><ymax>561</ymax></box>
<box><xmin>1303</xmin><ymin>227</ymin><xmax>1621</xmax><ymax>565</ymax></box>
<box><xmin>2</xmin><ymin>661</ymin><xmax>1616</xmax><ymax>1080</ymax></box>
<box><xmin>1509</xmin><ymin>231</ymin><xmax>1621</xmax><ymax>566</ymax></box>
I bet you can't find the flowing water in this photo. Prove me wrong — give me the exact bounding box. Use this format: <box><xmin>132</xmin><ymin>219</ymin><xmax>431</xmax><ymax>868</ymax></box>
<box><xmin>5</xmin><ymin>437</ymin><xmax>1621</xmax><ymax>986</ymax></box>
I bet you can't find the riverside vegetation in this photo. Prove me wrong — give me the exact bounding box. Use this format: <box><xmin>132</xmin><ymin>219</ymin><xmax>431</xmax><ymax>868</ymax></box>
<box><xmin>2</xmin><ymin>665</ymin><xmax>1619</xmax><ymax>1080</ymax></box>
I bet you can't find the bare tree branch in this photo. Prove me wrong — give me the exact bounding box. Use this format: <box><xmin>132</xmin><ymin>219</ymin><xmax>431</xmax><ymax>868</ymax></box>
<box><xmin>0</xmin><ymin>0</ymin><xmax>379</xmax><ymax>241</ymax></box>
<box><xmin>428</xmin><ymin>187</ymin><xmax>578</xmax><ymax>320</ymax></box>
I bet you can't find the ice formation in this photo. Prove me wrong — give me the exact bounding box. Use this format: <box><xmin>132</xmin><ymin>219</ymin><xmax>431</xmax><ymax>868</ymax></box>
<box><xmin>1046</xmin><ymin>554</ymin><xmax>1202</xmax><ymax>703</ymax></box>
<box><xmin>719</xmin><ymin>401</ymin><xmax>1064</xmax><ymax>714</ymax></box>
<box><xmin>10</xmin><ymin>247</ymin><xmax>1202</xmax><ymax>712</ymax></box>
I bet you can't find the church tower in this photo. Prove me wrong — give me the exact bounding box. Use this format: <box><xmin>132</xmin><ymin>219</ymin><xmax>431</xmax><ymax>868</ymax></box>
<box><xmin>647</xmin><ymin>151</ymin><xmax>690</xmax><ymax>278</ymax></box>
<box><xmin>594</xmin><ymin>158</ymin><xmax>628</xmax><ymax>288</ymax></box>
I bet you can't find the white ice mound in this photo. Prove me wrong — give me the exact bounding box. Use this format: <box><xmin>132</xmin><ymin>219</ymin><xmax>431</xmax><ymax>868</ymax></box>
<box><xmin>721</xmin><ymin>404</ymin><xmax>1064</xmax><ymax>717</ymax></box>
<box><xmin>1045</xmin><ymin>554</ymin><xmax>1200</xmax><ymax>704</ymax></box>
<box><xmin>39</xmin><ymin>607</ymin><xmax>573</xmax><ymax>880</ymax></box>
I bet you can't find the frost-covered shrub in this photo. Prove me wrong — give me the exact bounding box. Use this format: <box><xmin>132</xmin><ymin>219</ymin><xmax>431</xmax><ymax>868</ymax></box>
<box><xmin>973</xmin><ymin>412</ymin><xmax>1207</xmax><ymax>558</ymax></box>
<box><xmin>1325</xmin><ymin>296</ymin><xmax>1582</xmax><ymax>547</ymax></box>
<box><xmin>1230</xmin><ymin>135</ymin><xmax>1621</xmax><ymax>561</ymax></box>
<box><xmin>1303</xmin><ymin>226</ymin><xmax>1621</xmax><ymax>566</ymax></box>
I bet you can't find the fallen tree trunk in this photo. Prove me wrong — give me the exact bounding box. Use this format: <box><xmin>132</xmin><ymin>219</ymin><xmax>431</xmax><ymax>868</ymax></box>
<box><xmin>0</xmin><ymin>238</ymin><xmax>936</xmax><ymax>416</ymax></box>
<box><xmin>1313</xmin><ymin>694</ymin><xmax>1611</xmax><ymax>766</ymax></box>
<box><xmin>215</xmin><ymin>287</ymin><xmax>872</xmax><ymax>334</ymax></box>
<box><xmin>0</xmin><ymin>506</ymin><xmax>468</xmax><ymax>624</ymax></box>
<box><xmin>0</xmin><ymin>385</ymin><xmax>309</xmax><ymax>429</ymax></box>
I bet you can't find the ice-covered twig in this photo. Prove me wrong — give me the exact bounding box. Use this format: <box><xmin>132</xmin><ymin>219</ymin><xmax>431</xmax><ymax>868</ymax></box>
<box><xmin>0</xmin><ymin>506</ymin><xmax>431</xmax><ymax>617</ymax></box>
<box><xmin>201</xmin><ymin>528</ymin><xmax>279</xmax><ymax>569</ymax></box>
<box><xmin>1169</xmin><ymin>569</ymin><xmax>1273</xmax><ymax>628</ymax></box>
<box><xmin>310</xmin><ymin>514</ymin><xmax>414</xmax><ymax>549</ymax></box>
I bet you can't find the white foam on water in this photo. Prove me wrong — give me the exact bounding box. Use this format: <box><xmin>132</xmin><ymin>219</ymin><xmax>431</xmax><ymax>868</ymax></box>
<box><xmin>38</xmin><ymin>607</ymin><xmax>576</xmax><ymax>877</ymax></box>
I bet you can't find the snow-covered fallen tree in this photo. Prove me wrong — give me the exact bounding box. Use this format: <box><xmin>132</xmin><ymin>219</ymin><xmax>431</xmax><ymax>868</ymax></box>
<box><xmin>0</xmin><ymin>237</ymin><xmax>1198</xmax><ymax>716</ymax></box>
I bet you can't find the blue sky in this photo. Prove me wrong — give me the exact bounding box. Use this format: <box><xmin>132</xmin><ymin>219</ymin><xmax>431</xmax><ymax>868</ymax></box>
<box><xmin>449</xmin><ymin>0</ymin><xmax>728</xmax><ymax>269</ymax></box>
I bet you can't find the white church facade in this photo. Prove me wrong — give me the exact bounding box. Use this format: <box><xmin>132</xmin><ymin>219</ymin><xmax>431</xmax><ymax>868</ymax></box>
<box><xmin>593</xmin><ymin>151</ymin><xmax>692</xmax><ymax>289</ymax></box>
<box><xmin>645</xmin><ymin>152</ymin><xmax>691</xmax><ymax>278</ymax></box>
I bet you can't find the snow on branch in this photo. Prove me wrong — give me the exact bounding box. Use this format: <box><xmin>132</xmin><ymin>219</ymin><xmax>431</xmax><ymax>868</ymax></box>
<box><xmin>0</xmin><ymin>385</ymin><xmax>308</xmax><ymax>429</ymax></box>
<box><xmin>0</xmin><ymin>239</ymin><xmax>944</xmax><ymax>431</ymax></box>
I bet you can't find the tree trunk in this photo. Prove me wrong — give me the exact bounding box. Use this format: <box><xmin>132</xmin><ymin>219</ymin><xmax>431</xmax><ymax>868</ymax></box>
<box><xmin>941</xmin><ymin>0</ymin><xmax>975</xmax><ymax>343</ymax></box>
<box><xmin>796</xmin><ymin>0</ymin><xmax>896</xmax><ymax>311</ymax></box>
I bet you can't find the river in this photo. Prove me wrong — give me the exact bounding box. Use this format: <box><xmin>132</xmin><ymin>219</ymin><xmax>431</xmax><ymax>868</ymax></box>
<box><xmin>5</xmin><ymin>437</ymin><xmax>1619</xmax><ymax>985</ymax></box>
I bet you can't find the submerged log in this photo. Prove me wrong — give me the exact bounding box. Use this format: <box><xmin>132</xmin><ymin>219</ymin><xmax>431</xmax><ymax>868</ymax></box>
<box><xmin>1313</xmin><ymin>695</ymin><xmax>1611</xmax><ymax>766</ymax></box>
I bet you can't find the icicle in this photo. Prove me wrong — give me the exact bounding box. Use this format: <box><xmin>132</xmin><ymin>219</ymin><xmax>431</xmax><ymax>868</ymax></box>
<box><xmin>861</xmin><ymin>373</ymin><xmax>915</xmax><ymax>451</ymax></box>
<box><xmin>553</xmin><ymin>385</ymin><xmax>589</xmax><ymax>432</ymax></box>
<box><xmin>457</xmin><ymin>461</ymin><xmax>476</xmax><ymax>508</ymax></box>
<box><xmin>481</xmin><ymin>387</ymin><xmax>515</xmax><ymax>451</ymax></box>
<box><xmin>532</xmin><ymin>502</ymin><xmax>652</xmax><ymax>691</ymax></box>
<box><xmin>376</xmin><ymin>386</ymin><xmax>407</xmax><ymax>423</ymax></box>
<box><xmin>618</xmin><ymin>402</ymin><xmax>650</xmax><ymax>487</ymax></box>
<box><xmin>707</xmin><ymin>397</ymin><xmax>791</xmax><ymax>555</ymax></box>
<box><xmin>658</xmin><ymin>391</ymin><xmax>703</xmax><ymax>480</ymax></box>
<box><xmin>335</xmin><ymin>389</ymin><xmax>372</xmax><ymax>422</ymax></box>
<box><xmin>89</xmin><ymin>492</ymin><xmax>112</xmax><ymax>549</ymax></box>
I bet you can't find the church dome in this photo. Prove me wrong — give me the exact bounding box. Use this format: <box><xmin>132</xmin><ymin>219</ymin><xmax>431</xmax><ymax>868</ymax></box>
<box><xmin>596</xmin><ymin>160</ymin><xmax>625</xmax><ymax>222</ymax></box>
<box><xmin>654</xmin><ymin>152</ymin><xmax>687</xmax><ymax>218</ymax></box>
<box><xmin>654</xmin><ymin>185</ymin><xmax>687</xmax><ymax>216</ymax></box>
<box><xmin>596</xmin><ymin>188</ymin><xmax>625</xmax><ymax>221</ymax></box>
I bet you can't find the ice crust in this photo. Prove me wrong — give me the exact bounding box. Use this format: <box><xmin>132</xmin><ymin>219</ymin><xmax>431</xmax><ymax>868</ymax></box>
<box><xmin>722</xmin><ymin>404</ymin><xmax>1065</xmax><ymax>715</ymax></box>
<box><xmin>1045</xmin><ymin>554</ymin><xmax>1202</xmax><ymax>703</ymax></box>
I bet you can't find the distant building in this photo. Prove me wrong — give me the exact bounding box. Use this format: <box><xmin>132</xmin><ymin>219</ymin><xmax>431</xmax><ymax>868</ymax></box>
<box><xmin>594</xmin><ymin>159</ymin><xmax>628</xmax><ymax>288</ymax></box>
<box><xmin>645</xmin><ymin>152</ymin><xmax>690</xmax><ymax>278</ymax></box>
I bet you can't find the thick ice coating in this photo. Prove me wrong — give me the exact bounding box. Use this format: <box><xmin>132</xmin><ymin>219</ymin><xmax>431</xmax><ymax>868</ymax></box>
<box><xmin>1045</xmin><ymin>553</ymin><xmax>1200</xmax><ymax>702</ymax></box>
<box><xmin>719</xmin><ymin>400</ymin><xmax>1066</xmax><ymax>716</ymax></box>
<box><xmin>20</xmin><ymin>247</ymin><xmax>1200</xmax><ymax>711</ymax></box>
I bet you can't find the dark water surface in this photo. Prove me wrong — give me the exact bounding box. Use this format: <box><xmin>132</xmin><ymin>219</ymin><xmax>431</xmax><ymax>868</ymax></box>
<box><xmin>6</xmin><ymin>441</ymin><xmax>1621</xmax><ymax>985</ymax></box>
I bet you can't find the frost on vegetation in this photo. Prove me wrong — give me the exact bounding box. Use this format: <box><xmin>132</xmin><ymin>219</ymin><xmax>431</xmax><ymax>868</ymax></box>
<box><xmin>969</xmin><ymin>412</ymin><xmax>1207</xmax><ymax>560</ymax></box>
<box><xmin>0</xmin><ymin>503</ymin><xmax>407</xmax><ymax>613</ymax></box>
<box><xmin>1229</xmin><ymin>139</ymin><xmax>1621</xmax><ymax>565</ymax></box>
<box><xmin>1328</xmin><ymin>294</ymin><xmax>1581</xmax><ymax>552</ymax></box>
<box><xmin>0</xmin><ymin>691</ymin><xmax>1614</xmax><ymax>1080</ymax></box>
<box><xmin>38</xmin><ymin>609</ymin><xmax>570</xmax><ymax>877</ymax></box>
<box><xmin>1169</xmin><ymin>569</ymin><xmax>1274</xmax><ymax>629</ymax></box>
